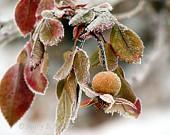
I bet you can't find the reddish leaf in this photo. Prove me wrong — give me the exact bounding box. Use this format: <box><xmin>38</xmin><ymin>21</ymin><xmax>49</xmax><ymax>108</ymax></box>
<box><xmin>0</xmin><ymin>64</ymin><xmax>34</xmax><ymax>127</ymax></box>
<box><xmin>18</xmin><ymin>41</ymin><xmax>48</xmax><ymax>95</ymax></box>
<box><xmin>24</xmin><ymin>61</ymin><xmax>48</xmax><ymax>95</ymax></box>
<box><xmin>39</xmin><ymin>19</ymin><xmax>64</xmax><ymax>46</ymax></box>
<box><xmin>15</xmin><ymin>0</ymin><xmax>41</xmax><ymax>36</ymax></box>
<box><xmin>23</xmin><ymin>42</ymin><xmax>48</xmax><ymax>95</ymax></box>
<box><xmin>80</xmin><ymin>98</ymin><xmax>95</xmax><ymax>108</ymax></box>
<box><xmin>36</xmin><ymin>0</ymin><xmax>55</xmax><ymax>17</ymax></box>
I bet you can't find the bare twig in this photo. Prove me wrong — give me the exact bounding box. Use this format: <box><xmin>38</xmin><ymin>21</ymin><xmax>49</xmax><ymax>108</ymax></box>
<box><xmin>116</xmin><ymin>0</ymin><xmax>145</xmax><ymax>20</ymax></box>
<box><xmin>0</xmin><ymin>20</ymin><xmax>20</xmax><ymax>47</ymax></box>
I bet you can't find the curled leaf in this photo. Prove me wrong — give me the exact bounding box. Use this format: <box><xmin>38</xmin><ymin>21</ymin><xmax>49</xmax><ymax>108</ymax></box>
<box><xmin>39</xmin><ymin>19</ymin><xmax>64</xmax><ymax>46</ymax></box>
<box><xmin>110</xmin><ymin>24</ymin><xmax>144</xmax><ymax>63</ymax></box>
<box><xmin>15</xmin><ymin>0</ymin><xmax>41</xmax><ymax>36</ymax></box>
<box><xmin>30</xmin><ymin>40</ymin><xmax>45</xmax><ymax>70</ymax></box>
<box><xmin>0</xmin><ymin>64</ymin><xmax>34</xmax><ymax>127</ymax></box>
<box><xmin>73</xmin><ymin>49</ymin><xmax>90</xmax><ymax>84</ymax></box>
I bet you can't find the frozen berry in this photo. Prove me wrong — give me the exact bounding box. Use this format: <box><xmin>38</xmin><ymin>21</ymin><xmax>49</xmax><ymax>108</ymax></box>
<box><xmin>92</xmin><ymin>71</ymin><xmax>121</xmax><ymax>96</ymax></box>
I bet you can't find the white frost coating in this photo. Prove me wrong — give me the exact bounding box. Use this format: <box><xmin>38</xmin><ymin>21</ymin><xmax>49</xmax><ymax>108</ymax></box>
<box><xmin>80</xmin><ymin>84</ymin><xmax>99</xmax><ymax>98</ymax></box>
<box><xmin>41</xmin><ymin>9</ymin><xmax>64</xmax><ymax>19</ymax></box>
<box><xmin>69</xmin><ymin>9</ymin><xmax>95</xmax><ymax>26</ymax></box>
<box><xmin>99</xmin><ymin>94</ymin><xmax>115</xmax><ymax>106</ymax></box>
<box><xmin>71</xmin><ymin>89</ymin><xmax>82</xmax><ymax>122</ymax></box>
<box><xmin>86</xmin><ymin>11</ymin><xmax>117</xmax><ymax>33</ymax></box>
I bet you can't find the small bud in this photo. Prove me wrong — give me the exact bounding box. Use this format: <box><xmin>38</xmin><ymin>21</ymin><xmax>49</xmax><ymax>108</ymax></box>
<box><xmin>92</xmin><ymin>71</ymin><xmax>121</xmax><ymax>96</ymax></box>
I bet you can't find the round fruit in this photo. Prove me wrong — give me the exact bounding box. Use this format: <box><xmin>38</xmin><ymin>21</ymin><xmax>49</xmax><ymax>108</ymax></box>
<box><xmin>92</xmin><ymin>71</ymin><xmax>121</xmax><ymax>96</ymax></box>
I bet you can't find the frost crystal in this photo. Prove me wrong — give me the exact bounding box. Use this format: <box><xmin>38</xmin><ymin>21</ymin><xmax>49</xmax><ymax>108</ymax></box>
<box><xmin>86</xmin><ymin>11</ymin><xmax>117</xmax><ymax>33</ymax></box>
<box><xmin>69</xmin><ymin>9</ymin><xmax>95</xmax><ymax>26</ymax></box>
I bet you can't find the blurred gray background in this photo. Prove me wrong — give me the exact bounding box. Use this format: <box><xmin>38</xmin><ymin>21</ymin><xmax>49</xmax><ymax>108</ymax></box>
<box><xmin>0</xmin><ymin>0</ymin><xmax>170</xmax><ymax>135</ymax></box>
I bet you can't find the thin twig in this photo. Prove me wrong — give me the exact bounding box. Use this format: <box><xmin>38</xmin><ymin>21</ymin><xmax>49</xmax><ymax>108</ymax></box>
<box><xmin>92</xmin><ymin>33</ymin><xmax>109</xmax><ymax>71</ymax></box>
<box><xmin>116</xmin><ymin>0</ymin><xmax>145</xmax><ymax>20</ymax></box>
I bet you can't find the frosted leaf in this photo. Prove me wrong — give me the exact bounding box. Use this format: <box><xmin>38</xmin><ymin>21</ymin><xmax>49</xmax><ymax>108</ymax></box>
<box><xmin>69</xmin><ymin>9</ymin><xmax>95</xmax><ymax>26</ymax></box>
<box><xmin>30</xmin><ymin>40</ymin><xmax>45</xmax><ymax>70</ymax></box>
<box><xmin>104</xmin><ymin>98</ymin><xmax>141</xmax><ymax>118</ymax></box>
<box><xmin>56</xmin><ymin>72</ymin><xmax>77</xmax><ymax>134</ymax></box>
<box><xmin>86</xmin><ymin>11</ymin><xmax>117</xmax><ymax>33</ymax></box>
<box><xmin>110</xmin><ymin>24</ymin><xmax>144</xmax><ymax>63</ymax></box>
<box><xmin>39</xmin><ymin>18</ymin><xmax>64</xmax><ymax>46</ymax></box>
<box><xmin>73</xmin><ymin>49</ymin><xmax>90</xmax><ymax>84</ymax></box>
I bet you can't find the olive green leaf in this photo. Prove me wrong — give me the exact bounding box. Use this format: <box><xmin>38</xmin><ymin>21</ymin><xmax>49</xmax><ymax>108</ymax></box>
<box><xmin>56</xmin><ymin>72</ymin><xmax>77</xmax><ymax>135</ymax></box>
<box><xmin>90</xmin><ymin>48</ymin><xmax>100</xmax><ymax>67</ymax></box>
<box><xmin>115</xmin><ymin>66</ymin><xmax>136</xmax><ymax>103</ymax></box>
<box><xmin>110</xmin><ymin>24</ymin><xmax>144</xmax><ymax>63</ymax></box>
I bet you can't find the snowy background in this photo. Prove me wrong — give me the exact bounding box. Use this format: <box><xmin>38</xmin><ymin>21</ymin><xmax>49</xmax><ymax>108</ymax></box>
<box><xmin>0</xmin><ymin>0</ymin><xmax>170</xmax><ymax>135</ymax></box>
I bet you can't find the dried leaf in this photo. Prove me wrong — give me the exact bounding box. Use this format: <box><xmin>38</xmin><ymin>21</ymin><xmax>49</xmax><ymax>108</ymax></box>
<box><xmin>15</xmin><ymin>0</ymin><xmax>41</xmax><ymax>36</ymax></box>
<box><xmin>69</xmin><ymin>9</ymin><xmax>95</xmax><ymax>26</ymax></box>
<box><xmin>73</xmin><ymin>49</ymin><xmax>90</xmax><ymax>84</ymax></box>
<box><xmin>39</xmin><ymin>19</ymin><xmax>64</xmax><ymax>46</ymax></box>
<box><xmin>36</xmin><ymin>0</ymin><xmax>55</xmax><ymax>17</ymax></box>
<box><xmin>0</xmin><ymin>64</ymin><xmax>34</xmax><ymax>127</ymax></box>
<box><xmin>104</xmin><ymin>98</ymin><xmax>140</xmax><ymax>118</ymax></box>
<box><xmin>86</xmin><ymin>11</ymin><xmax>116</xmax><ymax>33</ymax></box>
<box><xmin>54</xmin><ymin>50</ymin><xmax>77</xmax><ymax>81</ymax></box>
<box><xmin>56</xmin><ymin>72</ymin><xmax>77</xmax><ymax>134</ymax></box>
<box><xmin>115</xmin><ymin>66</ymin><xmax>136</xmax><ymax>103</ymax></box>
<box><xmin>110</xmin><ymin>24</ymin><xmax>144</xmax><ymax>63</ymax></box>
<box><xmin>30</xmin><ymin>40</ymin><xmax>45</xmax><ymax>69</ymax></box>
<box><xmin>99</xmin><ymin>43</ymin><xmax>118</xmax><ymax>71</ymax></box>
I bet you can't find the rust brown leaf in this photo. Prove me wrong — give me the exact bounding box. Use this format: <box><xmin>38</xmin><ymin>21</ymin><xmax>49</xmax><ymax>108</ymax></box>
<box><xmin>110</xmin><ymin>24</ymin><xmax>144</xmax><ymax>63</ymax></box>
